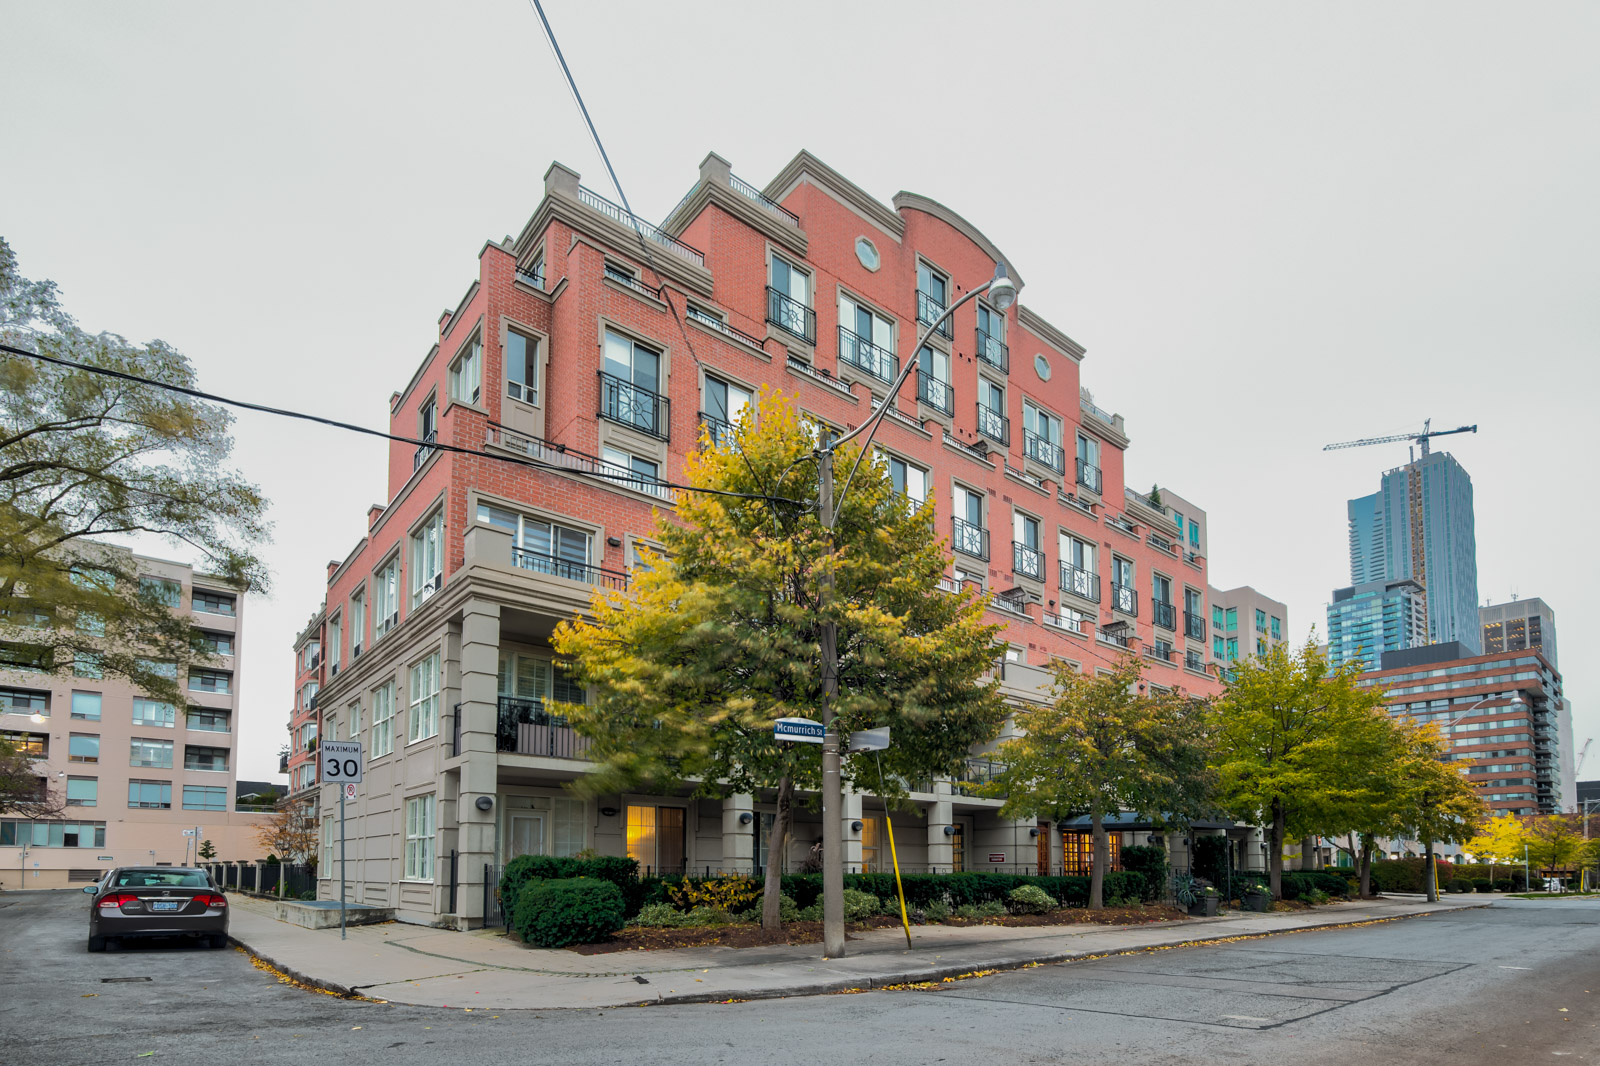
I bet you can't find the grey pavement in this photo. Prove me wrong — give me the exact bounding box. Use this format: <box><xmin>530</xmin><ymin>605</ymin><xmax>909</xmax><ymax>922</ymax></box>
<box><xmin>4</xmin><ymin>889</ymin><xmax>1597</xmax><ymax>1065</ymax></box>
<box><xmin>222</xmin><ymin>890</ymin><xmax>1488</xmax><ymax>1008</ymax></box>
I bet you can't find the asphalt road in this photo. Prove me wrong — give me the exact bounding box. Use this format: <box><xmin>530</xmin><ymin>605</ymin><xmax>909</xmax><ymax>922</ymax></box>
<box><xmin>4</xmin><ymin>890</ymin><xmax>1597</xmax><ymax>1065</ymax></box>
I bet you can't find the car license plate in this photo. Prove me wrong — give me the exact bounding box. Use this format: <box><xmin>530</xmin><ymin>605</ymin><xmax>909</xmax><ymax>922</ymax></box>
<box><xmin>151</xmin><ymin>901</ymin><xmax>181</xmax><ymax>912</ymax></box>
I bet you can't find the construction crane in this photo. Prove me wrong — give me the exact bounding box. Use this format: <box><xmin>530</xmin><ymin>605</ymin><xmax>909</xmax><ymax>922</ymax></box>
<box><xmin>1577</xmin><ymin>738</ymin><xmax>1592</xmax><ymax>778</ymax></box>
<box><xmin>1323</xmin><ymin>418</ymin><xmax>1477</xmax><ymax>458</ymax></box>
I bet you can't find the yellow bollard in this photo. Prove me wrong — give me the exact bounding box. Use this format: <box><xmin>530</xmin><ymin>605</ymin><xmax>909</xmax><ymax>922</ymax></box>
<box><xmin>884</xmin><ymin>812</ymin><xmax>913</xmax><ymax>949</ymax></box>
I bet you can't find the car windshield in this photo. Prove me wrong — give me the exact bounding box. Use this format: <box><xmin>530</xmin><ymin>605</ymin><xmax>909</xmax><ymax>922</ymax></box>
<box><xmin>114</xmin><ymin>870</ymin><xmax>211</xmax><ymax>888</ymax></box>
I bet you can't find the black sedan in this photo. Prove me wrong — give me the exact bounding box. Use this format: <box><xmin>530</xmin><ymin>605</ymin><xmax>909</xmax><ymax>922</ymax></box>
<box><xmin>84</xmin><ymin>867</ymin><xmax>229</xmax><ymax>951</ymax></box>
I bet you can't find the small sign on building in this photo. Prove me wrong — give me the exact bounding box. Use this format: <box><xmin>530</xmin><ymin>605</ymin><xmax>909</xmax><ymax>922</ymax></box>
<box><xmin>988</xmin><ymin>853</ymin><xmax>1007</xmax><ymax>864</ymax></box>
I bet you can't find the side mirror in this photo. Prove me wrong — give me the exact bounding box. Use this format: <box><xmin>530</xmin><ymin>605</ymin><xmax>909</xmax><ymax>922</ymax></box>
<box><xmin>82</xmin><ymin>885</ymin><xmax>97</xmax><ymax>894</ymax></box>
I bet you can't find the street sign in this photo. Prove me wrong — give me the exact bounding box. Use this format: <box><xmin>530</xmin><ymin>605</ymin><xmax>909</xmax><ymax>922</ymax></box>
<box><xmin>182</xmin><ymin>828</ymin><xmax>197</xmax><ymax>837</ymax></box>
<box><xmin>97</xmin><ymin>855</ymin><xmax>113</xmax><ymax>861</ymax></box>
<box><xmin>988</xmin><ymin>853</ymin><xmax>1007</xmax><ymax>863</ymax></box>
<box><xmin>322</xmin><ymin>740</ymin><xmax>364</xmax><ymax>783</ymax></box>
<box><xmin>774</xmin><ymin>717</ymin><xmax>824</xmax><ymax>743</ymax></box>
<box><xmin>344</xmin><ymin>783</ymin><xmax>357</xmax><ymax>799</ymax></box>
<box><xmin>847</xmin><ymin>727</ymin><xmax>890</xmax><ymax>751</ymax></box>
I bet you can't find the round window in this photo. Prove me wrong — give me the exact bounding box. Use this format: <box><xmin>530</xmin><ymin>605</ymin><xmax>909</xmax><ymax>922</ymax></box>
<box><xmin>855</xmin><ymin>237</ymin><xmax>880</xmax><ymax>271</ymax></box>
<box><xmin>1034</xmin><ymin>353</ymin><xmax>1052</xmax><ymax>381</ymax></box>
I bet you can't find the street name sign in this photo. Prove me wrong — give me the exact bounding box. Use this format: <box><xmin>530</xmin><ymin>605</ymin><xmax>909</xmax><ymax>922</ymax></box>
<box><xmin>774</xmin><ymin>717</ymin><xmax>825</xmax><ymax>743</ymax></box>
<box><xmin>847</xmin><ymin>727</ymin><xmax>891</xmax><ymax>751</ymax></box>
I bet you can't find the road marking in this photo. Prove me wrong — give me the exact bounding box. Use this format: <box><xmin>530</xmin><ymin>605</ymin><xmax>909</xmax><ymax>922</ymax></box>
<box><xmin>1499</xmin><ymin>966</ymin><xmax>1532</xmax><ymax>970</ymax></box>
<box><xmin>1220</xmin><ymin>1015</ymin><xmax>1272</xmax><ymax>1023</ymax></box>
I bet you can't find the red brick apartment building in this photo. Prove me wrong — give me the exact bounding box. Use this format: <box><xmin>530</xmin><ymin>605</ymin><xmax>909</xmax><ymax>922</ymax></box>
<box><xmin>300</xmin><ymin>151</ymin><xmax>1234</xmax><ymax>926</ymax></box>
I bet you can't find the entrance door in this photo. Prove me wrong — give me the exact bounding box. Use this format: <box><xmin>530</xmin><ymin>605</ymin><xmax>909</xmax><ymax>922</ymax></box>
<box><xmin>507</xmin><ymin>813</ymin><xmax>544</xmax><ymax>862</ymax></box>
<box><xmin>1036</xmin><ymin>821</ymin><xmax>1051</xmax><ymax>875</ymax></box>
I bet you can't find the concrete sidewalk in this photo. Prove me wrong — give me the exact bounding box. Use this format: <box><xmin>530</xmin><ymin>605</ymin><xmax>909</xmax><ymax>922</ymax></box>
<box><xmin>226</xmin><ymin>893</ymin><xmax>1488</xmax><ymax>1010</ymax></box>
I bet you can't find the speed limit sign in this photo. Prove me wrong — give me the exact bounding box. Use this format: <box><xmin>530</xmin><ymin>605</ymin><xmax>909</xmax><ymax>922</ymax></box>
<box><xmin>321</xmin><ymin>740</ymin><xmax>363</xmax><ymax>783</ymax></box>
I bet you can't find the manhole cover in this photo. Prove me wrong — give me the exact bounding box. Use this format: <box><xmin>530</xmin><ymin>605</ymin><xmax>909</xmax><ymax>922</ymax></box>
<box><xmin>101</xmin><ymin>977</ymin><xmax>153</xmax><ymax>983</ymax></box>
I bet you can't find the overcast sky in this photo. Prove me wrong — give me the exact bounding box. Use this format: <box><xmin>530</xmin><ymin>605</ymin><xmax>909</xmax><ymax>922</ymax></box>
<box><xmin>4</xmin><ymin>2</ymin><xmax>1597</xmax><ymax>785</ymax></box>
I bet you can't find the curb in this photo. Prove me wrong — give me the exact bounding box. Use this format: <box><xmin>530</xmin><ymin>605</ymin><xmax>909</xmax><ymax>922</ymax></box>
<box><xmin>229</xmin><ymin>934</ymin><xmax>364</xmax><ymax>999</ymax></box>
<box><xmin>643</xmin><ymin>904</ymin><xmax>1487</xmax><ymax>1007</ymax></box>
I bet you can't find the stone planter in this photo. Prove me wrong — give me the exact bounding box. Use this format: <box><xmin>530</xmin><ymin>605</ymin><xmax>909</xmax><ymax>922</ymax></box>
<box><xmin>1187</xmin><ymin>895</ymin><xmax>1219</xmax><ymax>917</ymax></box>
<box><xmin>1243</xmin><ymin>890</ymin><xmax>1272</xmax><ymax>913</ymax></box>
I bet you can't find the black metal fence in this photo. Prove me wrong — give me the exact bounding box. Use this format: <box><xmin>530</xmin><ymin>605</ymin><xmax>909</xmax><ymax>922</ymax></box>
<box><xmin>205</xmin><ymin>862</ymin><xmax>316</xmax><ymax>899</ymax></box>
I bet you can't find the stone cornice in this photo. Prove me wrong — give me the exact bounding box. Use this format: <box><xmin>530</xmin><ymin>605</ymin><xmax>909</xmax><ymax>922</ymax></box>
<box><xmin>661</xmin><ymin>181</ymin><xmax>808</xmax><ymax>259</ymax></box>
<box><xmin>1017</xmin><ymin>305</ymin><xmax>1086</xmax><ymax>364</ymax></box>
<box><xmin>763</xmin><ymin>150</ymin><xmax>904</xmax><ymax>243</ymax></box>
<box><xmin>892</xmin><ymin>192</ymin><xmax>1026</xmax><ymax>295</ymax></box>
<box><xmin>511</xmin><ymin>191</ymin><xmax>714</xmax><ymax>298</ymax></box>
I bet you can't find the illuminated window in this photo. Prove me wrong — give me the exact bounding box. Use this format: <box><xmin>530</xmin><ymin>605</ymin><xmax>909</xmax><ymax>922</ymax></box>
<box><xmin>626</xmin><ymin>805</ymin><xmax>685</xmax><ymax>875</ymax></box>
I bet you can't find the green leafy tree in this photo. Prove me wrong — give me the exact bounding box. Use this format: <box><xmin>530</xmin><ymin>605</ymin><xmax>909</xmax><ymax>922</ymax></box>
<box><xmin>0</xmin><ymin>736</ymin><xmax>65</xmax><ymax>817</ymax></box>
<box><xmin>197</xmin><ymin>838</ymin><xmax>217</xmax><ymax>862</ymax></box>
<box><xmin>552</xmin><ymin>391</ymin><xmax>1008</xmax><ymax>928</ymax></box>
<box><xmin>1525</xmin><ymin>815</ymin><xmax>1598</xmax><ymax>880</ymax></box>
<box><xmin>1387</xmin><ymin>719</ymin><xmax>1487</xmax><ymax>901</ymax></box>
<box><xmin>1210</xmin><ymin>639</ymin><xmax>1393</xmax><ymax>898</ymax></box>
<box><xmin>0</xmin><ymin>238</ymin><xmax>269</xmax><ymax>706</ymax></box>
<box><xmin>980</xmin><ymin>653</ymin><xmax>1214</xmax><ymax>909</ymax></box>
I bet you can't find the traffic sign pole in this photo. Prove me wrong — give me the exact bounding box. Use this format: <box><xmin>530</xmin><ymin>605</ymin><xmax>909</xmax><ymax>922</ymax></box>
<box><xmin>340</xmin><ymin>786</ymin><xmax>347</xmax><ymax>940</ymax></box>
<box><xmin>320</xmin><ymin>740</ymin><xmax>363</xmax><ymax>942</ymax></box>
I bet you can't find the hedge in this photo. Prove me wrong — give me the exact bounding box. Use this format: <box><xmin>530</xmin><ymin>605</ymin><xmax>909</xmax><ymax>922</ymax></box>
<box><xmin>513</xmin><ymin>877</ymin><xmax>625</xmax><ymax>947</ymax></box>
<box><xmin>499</xmin><ymin>854</ymin><xmax>640</xmax><ymax>926</ymax></box>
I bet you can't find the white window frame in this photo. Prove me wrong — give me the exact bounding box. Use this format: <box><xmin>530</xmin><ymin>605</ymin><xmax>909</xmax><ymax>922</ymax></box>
<box><xmin>883</xmin><ymin>452</ymin><xmax>929</xmax><ymax>505</ymax></box>
<box><xmin>404</xmin><ymin>794</ymin><xmax>436</xmax><ymax>881</ymax></box>
<box><xmin>449</xmin><ymin>335</ymin><xmax>482</xmax><ymax>406</ymax></box>
<box><xmin>349</xmin><ymin>587</ymin><xmax>366</xmax><ymax>658</ymax></box>
<box><xmin>371</xmin><ymin>680</ymin><xmax>396</xmax><ymax>758</ymax></box>
<box><xmin>408</xmin><ymin>652</ymin><xmax>440</xmax><ymax>744</ymax></box>
<box><xmin>347</xmin><ymin>700</ymin><xmax>362</xmax><ymax>741</ymax></box>
<box><xmin>327</xmin><ymin>614</ymin><xmax>341</xmax><ymax>673</ymax></box>
<box><xmin>506</xmin><ymin>328</ymin><xmax>539</xmax><ymax>405</ymax></box>
<box><xmin>411</xmin><ymin>510</ymin><xmax>444</xmax><ymax>607</ymax></box>
<box><xmin>372</xmin><ymin>557</ymin><xmax>400</xmax><ymax>640</ymax></box>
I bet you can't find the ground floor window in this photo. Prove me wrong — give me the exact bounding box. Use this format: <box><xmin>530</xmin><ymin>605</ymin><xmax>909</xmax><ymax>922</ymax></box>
<box><xmin>860</xmin><ymin>816</ymin><xmax>882</xmax><ymax>872</ymax></box>
<box><xmin>626</xmin><ymin>804</ymin><xmax>685</xmax><ymax>875</ymax></box>
<box><xmin>1062</xmin><ymin>830</ymin><xmax>1121</xmax><ymax>875</ymax></box>
<box><xmin>950</xmin><ymin>823</ymin><xmax>965</xmax><ymax>872</ymax></box>
<box><xmin>551</xmin><ymin>796</ymin><xmax>585</xmax><ymax>857</ymax></box>
<box><xmin>0</xmin><ymin>819</ymin><xmax>106</xmax><ymax>847</ymax></box>
<box><xmin>404</xmin><ymin>794</ymin><xmax>435</xmax><ymax>881</ymax></box>
<box><xmin>754</xmin><ymin>811</ymin><xmax>776</xmax><ymax>874</ymax></box>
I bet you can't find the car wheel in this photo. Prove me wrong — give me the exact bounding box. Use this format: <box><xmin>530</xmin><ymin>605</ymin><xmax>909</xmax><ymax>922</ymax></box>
<box><xmin>209</xmin><ymin>934</ymin><xmax>229</xmax><ymax>950</ymax></box>
<box><xmin>87</xmin><ymin>936</ymin><xmax>106</xmax><ymax>953</ymax></box>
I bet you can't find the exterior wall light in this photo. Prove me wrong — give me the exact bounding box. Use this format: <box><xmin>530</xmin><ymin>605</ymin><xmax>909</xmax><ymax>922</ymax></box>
<box><xmin>474</xmin><ymin>796</ymin><xmax>494</xmax><ymax>812</ymax></box>
<box><xmin>851</xmin><ymin>820</ymin><xmax>863</xmax><ymax>832</ymax></box>
<box><xmin>738</xmin><ymin>812</ymin><xmax>754</xmax><ymax>825</ymax></box>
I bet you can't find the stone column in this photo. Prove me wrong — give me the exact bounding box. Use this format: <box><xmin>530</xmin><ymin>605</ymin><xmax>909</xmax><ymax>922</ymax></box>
<box><xmin>722</xmin><ymin>795</ymin><xmax>754</xmax><ymax>876</ymax></box>
<box><xmin>843</xmin><ymin>789</ymin><xmax>864</xmax><ymax>872</ymax></box>
<box><xmin>927</xmin><ymin>790</ymin><xmax>954</xmax><ymax>872</ymax></box>
<box><xmin>453</xmin><ymin>598</ymin><xmax>502</xmax><ymax>928</ymax></box>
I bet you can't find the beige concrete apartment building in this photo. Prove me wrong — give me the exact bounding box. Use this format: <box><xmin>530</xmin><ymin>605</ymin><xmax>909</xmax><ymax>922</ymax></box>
<box><xmin>1</xmin><ymin>549</ymin><xmax>269</xmax><ymax>889</ymax></box>
<box><xmin>1209</xmin><ymin>585</ymin><xmax>1290</xmax><ymax>671</ymax></box>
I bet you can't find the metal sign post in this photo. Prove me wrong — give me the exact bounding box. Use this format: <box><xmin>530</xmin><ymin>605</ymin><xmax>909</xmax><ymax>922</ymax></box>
<box><xmin>321</xmin><ymin>740</ymin><xmax>364</xmax><ymax>940</ymax></box>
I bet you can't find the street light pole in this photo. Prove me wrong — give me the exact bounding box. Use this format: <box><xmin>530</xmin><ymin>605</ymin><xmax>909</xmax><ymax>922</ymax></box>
<box><xmin>814</xmin><ymin>263</ymin><xmax>1016</xmax><ymax>958</ymax></box>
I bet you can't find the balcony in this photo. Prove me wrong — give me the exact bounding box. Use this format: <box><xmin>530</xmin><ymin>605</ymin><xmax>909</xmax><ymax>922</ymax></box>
<box><xmin>730</xmin><ymin>173</ymin><xmax>800</xmax><ymax>226</ymax></box>
<box><xmin>1076</xmin><ymin>457</ymin><xmax>1102</xmax><ymax>495</ymax></box>
<box><xmin>511</xmin><ymin>547</ymin><xmax>630</xmax><ymax>592</ymax></box>
<box><xmin>1098</xmin><ymin>628</ymin><xmax>1132</xmax><ymax>650</ymax></box>
<box><xmin>1185</xmin><ymin>650</ymin><xmax>1207</xmax><ymax>673</ymax></box>
<box><xmin>952</xmin><ymin>516</ymin><xmax>989</xmax><ymax>561</ymax></box>
<box><xmin>496</xmin><ymin>697</ymin><xmax>593</xmax><ymax>760</ymax></box>
<box><xmin>838</xmin><ymin>326</ymin><xmax>898</xmax><ymax>382</ymax></box>
<box><xmin>917</xmin><ymin>290</ymin><xmax>954</xmax><ymax>339</ymax></box>
<box><xmin>686</xmin><ymin>307</ymin><xmax>766</xmax><ymax>353</ymax></box>
<box><xmin>598</xmin><ymin>371</ymin><xmax>670</xmax><ymax>441</ymax></box>
<box><xmin>1146</xmin><ymin>642</ymin><xmax>1174</xmax><ymax>663</ymax></box>
<box><xmin>1023</xmin><ymin>432</ymin><xmax>1065</xmax><ymax>474</ymax></box>
<box><xmin>413</xmin><ymin>431</ymin><xmax>437</xmax><ymax>471</ymax></box>
<box><xmin>1060</xmin><ymin>563</ymin><xmax>1101</xmax><ymax>603</ymax></box>
<box><xmin>699</xmin><ymin>412</ymin><xmax>736</xmax><ymax>450</ymax></box>
<box><xmin>1042</xmin><ymin>609</ymin><xmax>1084</xmax><ymax>634</ymax></box>
<box><xmin>976</xmin><ymin>328</ymin><xmax>1008</xmax><ymax>372</ymax></box>
<box><xmin>1184</xmin><ymin>610</ymin><xmax>1207</xmax><ymax>640</ymax></box>
<box><xmin>916</xmin><ymin>371</ymin><xmax>953</xmax><ymax>415</ymax></box>
<box><xmin>1013</xmin><ymin>542</ymin><xmax>1044</xmax><ymax>582</ymax></box>
<box><xmin>489</xmin><ymin>424</ymin><xmax>675</xmax><ymax>502</ymax></box>
<box><xmin>1148</xmin><ymin>532</ymin><xmax>1178</xmax><ymax>556</ymax></box>
<box><xmin>1111</xmin><ymin>584</ymin><xmax>1139</xmax><ymax>617</ymax></box>
<box><xmin>1152</xmin><ymin>600</ymin><xmax>1176</xmax><ymax>631</ymax></box>
<box><xmin>976</xmin><ymin>403</ymin><xmax>1010</xmax><ymax>446</ymax></box>
<box><xmin>766</xmin><ymin>286</ymin><xmax>815</xmax><ymax>344</ymax></box>
<box><xmin>578</xmin><ymin>185</ymin><xmax>704</xmax><ymax>268</ymax></box>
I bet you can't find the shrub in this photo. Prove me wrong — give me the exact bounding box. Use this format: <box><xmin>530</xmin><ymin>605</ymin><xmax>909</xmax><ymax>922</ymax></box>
<box><xmin>842</xmin><ymin>888</ymin><xmax>880</xmax><ymax>922</ymax></box>
<box><xmin>513</xmin><ymin>877</ymin><xmax>625</xmax><ymax>948</ymax></box>
<box><xmin>630</xmin><ymin>903</ymin><xmax>687</xmax><ymax>928</ymax></box>
<box><xmin>501</xmin><ymin>853</ymin><xmax>643</xmax><ymax>925</ymax></box>
<box><xmin>1280</xmin><ymin>871</ymin><xmax>1352</xmax><ymax>901</ymax></box>
<box><xmin>1471</xmin><ymin>878</ymin><xmax>1492</xmax><ymax>893</ymax></box>
<box><xmin>682</xmin><ymin>905</ymin><xmax>737</xmax><ymax>927</ymax></box>
<box><xmin>1446</xmin><ymin>878</ymin><xmax>1473</xmax><ymax>894</ymax></box>
<box><xmin>1008</xmin><ymin>885</ymin><xmax>1056</xmax><ymax>914</ymax></box>
<box><xmin>954</xmin><ymin>900</ymin><xmax>1007</xmax><ymax>920</ymax></box>
<box><xmin>1493</xmin><ymin>878</ymin><xmax>1514</xmax><ymax>892</ymax></box>
<box><xmin>668</xmin><ymin>875</ymin><xmax>760</xmax><ymax>913</ymax></box>
<box><xmin>796</xmin><ymin>902</ymin><xmax>822</xmax><ymax>922</ymax></box>
<box><xmin>922</xmin><ymin>900</ymin><xmax>952</xmax><ymax>923</ymax></box>
<box><xmin>1119</xmin><ymin>845</ymin><xmax>1169</xmax><ymax>902</ymax></box>
<box><xmin>1191</xmin><ymin>835</ymin><xmax>1231</xmax><ymax>888</ymax></box>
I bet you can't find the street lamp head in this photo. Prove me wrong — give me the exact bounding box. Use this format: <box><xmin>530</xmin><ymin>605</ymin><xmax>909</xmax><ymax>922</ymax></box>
<box><xmin>987</xmin><ymin>262</ymin><xmax>1016</xmax><ymax>311</ymax></box>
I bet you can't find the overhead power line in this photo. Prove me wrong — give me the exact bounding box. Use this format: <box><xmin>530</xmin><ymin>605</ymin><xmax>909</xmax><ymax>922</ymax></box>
<box><xmin>0</xmin><ymin>342</ymin><xmax>801</xmax><ymax>506</ymax></box>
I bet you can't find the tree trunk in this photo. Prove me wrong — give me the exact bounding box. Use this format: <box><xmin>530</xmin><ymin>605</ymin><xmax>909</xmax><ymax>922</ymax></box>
<box><xmin>1359</xmin><ymin>834</ymin><xmax>1374</xmax><ymax>898</ymax></box>
<box><xmin>1089</xmin><ymin>810</ymin><xmax>1107</xmax><ymax>911</ymax></box>
<box><xmin>1424</xmin><ymin>835</ymin><xmax>1437</xmax><ymax>903</ymax></box>
<box><xmin>761</xmin><ymin>776</ymin><xmax>793</xmax><ymax>930</ymax></box>
<box><xmin>1269</xmin><ymin>798</ymin><xmax>1285</xmax><ymax>899</ymax></box>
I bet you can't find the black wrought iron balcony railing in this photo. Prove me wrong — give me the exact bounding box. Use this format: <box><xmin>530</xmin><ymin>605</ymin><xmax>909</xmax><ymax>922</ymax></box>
<box><xmin>413</xmin><ymin>431</ymin><xmax>437</xmax><ymax>470</ymax></box>
<box><xmin>1147</xmin><ymin>642</ymin><xmax>1174</xmax><ymax>663</ymax></box>
<box><xmin>1111</xmin><ymin>584</ymin><xmax>1139</xmax><ymax>616</ymax></box>
<box><xmin>838</xmin><ymin>326</ymin><xmax>898</xmax><ymax>382</ymax></box>
<box><xmin>1153</xmin><ymin>600</ymin><xmax>1176</xmax><ymax>631</ymax></box>
<box><xmin>698</xmin><ymin>412</ymin><xmax>736</xmax><ymax>449</ymax></box>
<box><xmin>496</xmin><ymin>696</ymin><xmax>593</xmax><ymax>760</ymax></box>
<box><xmin>1023</xmin><ymin>432</ymin><xmax>1066</xmax><ymax>474</ymax></box>
<box><xmin>766</xmin><ymin>286</ymin><xmax>815</xmax><ymax>344</ymax></box>
<box><xmin>1099</xmin><ymin>628</ymin><xmax>1132</xmax><ymax>649</ymax></box>
<box><xmin>1184</xmin><ymin>610</ymin><xmax>1207</xmax><ymax>640</ymax></box>
<box><xmin>951</xmin><ymin>516</ymin><xmax>990</xmax><ymax>561</ymax></box>
<box><xmin>917</xmin><ymin>290</ymin><xmax>954</xmax><ymax>339</ymax></box>
<box><xmin>976</xmin><ymin>403</ymin><xmax>1010</xmax><ymax>446</ymax></box>
<box><xmin>1013</xmin><ymin>542</ymin><xmax>1044</xmax><ymax>582</ymax></box>
<box><xmin>510</xmin><ymin>546</ymin><xmax>630</xmax><ymax>592</ymax></box>
<box><xmin>598</xmin><ymin>371</ymin><xmax>669</xmax><ymax>440</ymax></box>
<box><xmin>976</xmin><ymin>328</ymin><xmax>1008</xmax><ymax>372</ymax></box>
<box><xmin>578</xmin><ymin>185</ymin><xmax>705</xmax><ymax>267</ymax></box>
<box><xmin>1185</xmin><ymin>650</ymin><xmax>1206</xmax><ymax>672</ymax></box>
<box><xmin>1076</xmin><ymin>457</ymin><xmax>1102</xmax><ymax>494</ymax></box>
<box><xmin>1060</xmin><ymin>563</ymin><xmax>1101</xmax><ymax>603</ymax></box>
<box><xmin>916</xmin><ymin>371</ymin><xmax>953</xmax><ymax>415</ymax></box>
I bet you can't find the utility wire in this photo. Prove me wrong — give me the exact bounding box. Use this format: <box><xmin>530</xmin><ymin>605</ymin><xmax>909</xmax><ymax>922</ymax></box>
<box><xmin>0</xmin><ymin>343</ymin><xmax>801</xmax><ymax>506</ymax></box>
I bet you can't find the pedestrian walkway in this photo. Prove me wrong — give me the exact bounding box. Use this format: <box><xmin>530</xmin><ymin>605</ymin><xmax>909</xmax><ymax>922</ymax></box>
<box><xmin>226</xmin><ymin>893</ymin><xmax>1487</xmax><ymax>1010</ymax></box>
